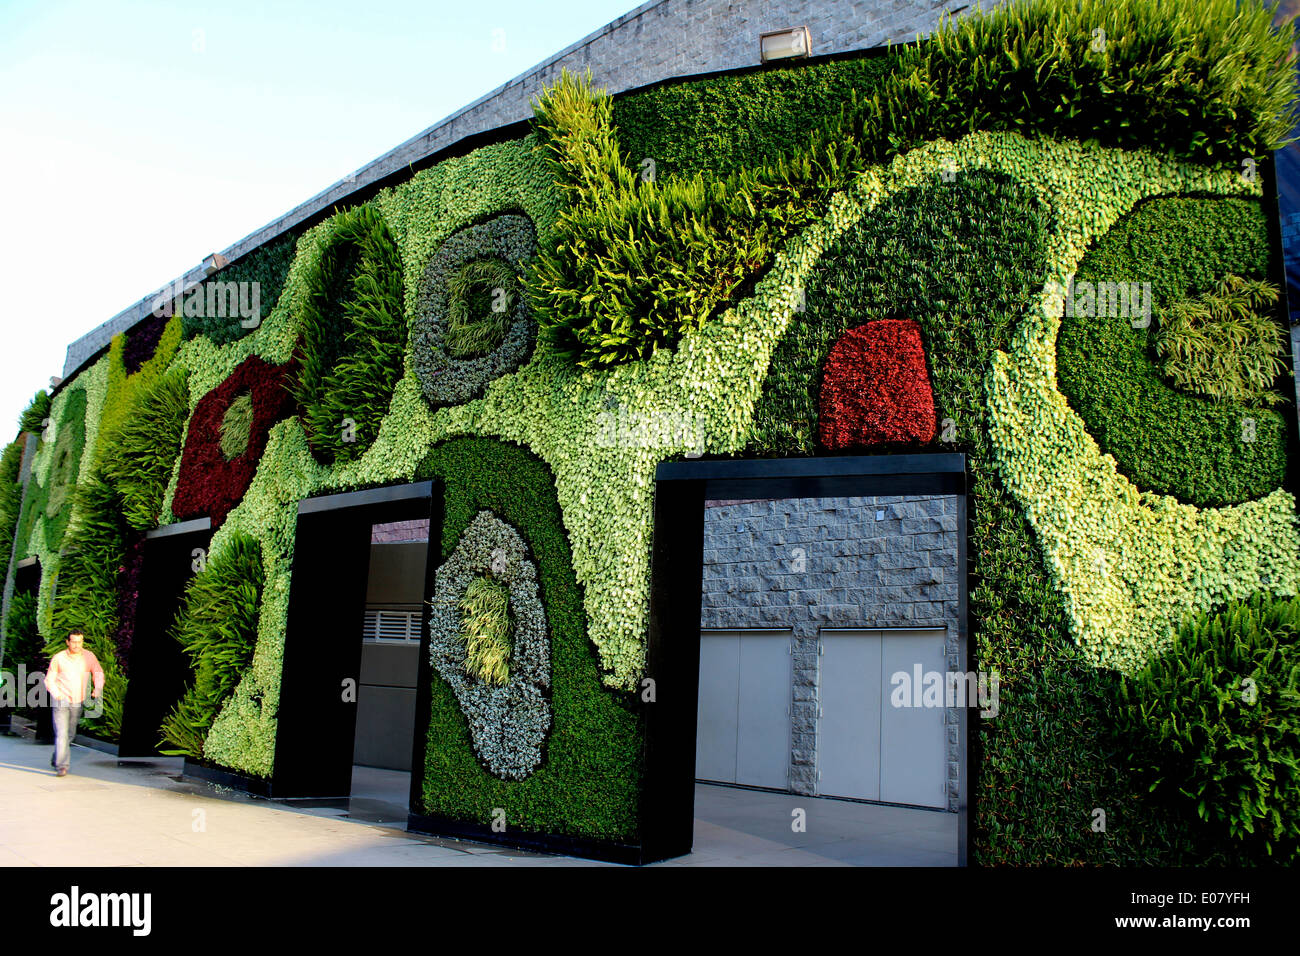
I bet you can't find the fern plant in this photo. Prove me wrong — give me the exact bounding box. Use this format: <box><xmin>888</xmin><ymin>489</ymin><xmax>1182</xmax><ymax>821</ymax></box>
<box><xmin>1116</xmin><ymin>592</ymin><xmax>1300</xmax><ymax>861</ymax></box>
<box><xmin>159</xmin><ymin>534</ymin><xmax>265</xmax><ymax>759</ymax></box>
<box><xmin>101</xmin><ymin>367</ymin><xmax>191</xmax><ymax>529</ymax></box>
<box><xmin>1155</xmin><ymin>274</ymin><xmax>1288</xmax><ymax>405</ymax></box>
<box><xmin>291</xmin><ymin>203</ymin><xmax>405</xmax><ymax>465</ymax></box>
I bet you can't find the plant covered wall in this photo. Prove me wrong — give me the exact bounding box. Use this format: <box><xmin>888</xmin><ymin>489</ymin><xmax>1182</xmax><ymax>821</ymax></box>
<box><xmin>4</xmin><ymin>0</ymin><xmax>1298</xmax><ymax>859</ymax></box>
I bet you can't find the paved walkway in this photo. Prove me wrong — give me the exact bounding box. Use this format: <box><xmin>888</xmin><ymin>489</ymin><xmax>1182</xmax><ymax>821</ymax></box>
<box><xmin>0</xmin><ymin>732</ymin><xmax>957</xmax><ymax>867</ymax></box>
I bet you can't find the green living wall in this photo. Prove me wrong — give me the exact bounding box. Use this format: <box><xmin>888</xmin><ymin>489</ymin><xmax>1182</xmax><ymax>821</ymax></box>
<box><xmin>4</xmin><ymin>0</ymin><xmax>1298</xmax><ymax>859</ymax></box>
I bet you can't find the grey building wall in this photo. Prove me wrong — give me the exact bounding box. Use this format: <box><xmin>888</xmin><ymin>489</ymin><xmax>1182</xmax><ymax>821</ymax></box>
<box><xmin>701</xmin><ymin>494</ymin><xmax>961</xmax><ymax>809</ymax></box>
<box><xmin>63</xmin><ymin>0</ymin><xmax>971</xmax><ymax>377</ymax></box>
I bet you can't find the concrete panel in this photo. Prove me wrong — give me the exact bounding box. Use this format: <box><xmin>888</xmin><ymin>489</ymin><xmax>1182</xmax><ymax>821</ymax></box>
<box><xmin>365</xmin><ymin>542</ymin><xmax>427</xmax><ymax>605</ymax></box>
<box><xmin>353</xmin><ymin>686</ymin><xmax>418</xmax><ymax>771</ymax></box>
<box><xmin>818</xmin><ymin>631</ymin><xmax>882</xmax><ymax>801</ymax></box>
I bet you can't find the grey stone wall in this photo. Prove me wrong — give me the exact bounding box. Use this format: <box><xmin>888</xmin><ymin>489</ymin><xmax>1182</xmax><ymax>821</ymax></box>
<box><xmin>63</xmin><ymin>0</ymin><xmax>972</xmax><ymax>377</ymax></box>
<box><xmin>701</xmin><ymin>494</ymin><xmax>961</xmax><ymax>809</ymax></box>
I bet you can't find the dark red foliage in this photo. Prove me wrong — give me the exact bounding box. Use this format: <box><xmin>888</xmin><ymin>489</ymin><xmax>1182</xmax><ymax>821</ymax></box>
<box><xmin>113</xmin><ymin>532</ymin><xmax>146</xmax><ymax>673</ymax></box>
<box><xmin>172</xmin><ymin>356</ymin><xmax>296</xmax><ymax>528</ymax></box>
<box><xmin>123</xmin><ymin>312</ymin><xmax>170</xmax><ymax>375</ymax></box>
<box><xmin>817</xmin><ymin>319</ymin><xmax>937</xmax><ymax>450</ymax></box>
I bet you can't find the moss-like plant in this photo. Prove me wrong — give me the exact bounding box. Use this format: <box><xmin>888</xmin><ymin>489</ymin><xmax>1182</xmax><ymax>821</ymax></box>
<box><xmin>446</xmin><ymin>260</ymin><xmax>516</xmax><ymax>358</ymax></box>
<box><xmin>291</xmin><ymin>203</ymin><xmax>405</xmax><ymax>466</ymax></box>
<box><xmin>459</xmin><ymin>575</ymin><xmax>512</xmax><ymax>685</ymax></box>
<box><xmin>1156</xmin><ymin>274</ymin><xmax>1287</xmax><ymax>405</ymax></box>
<box><xmin>219</xmin><ymin>391</ymin><xmax>255</xmax><ymax>461</ymax></box>
<box><xmin>159</xmin><ymin>533</ymin><xmax>265</xmax><ymax>759</ymax></box>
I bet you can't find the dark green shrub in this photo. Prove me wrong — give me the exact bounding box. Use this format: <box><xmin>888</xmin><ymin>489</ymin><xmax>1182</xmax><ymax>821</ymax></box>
<box><xmin>613</xmin><ymin>55</ymin><xmax>893</xmax><ymax>182</ymax></box>
<box><xmin>1058</xmin><ymin>197</ymin><xmax>1287</xmax><ymax>507</ymax></box>
<box><xmin>101</xmin><ymin>367</ymin><xmax>190</xmax><ymax>531</ymax></box>
<box><xmin>291</xmin><ymin>204</ymin><xmax>405</xmax><ymax>465</ymax></box>
<box><xmin>182</xmin><ymin>232</ymin><xmax>298</xmax><ymax>345</ymax></box>
<box><xmin>1155</xmin><ymin>275</ymin><xmax>1288</xmax><ymax>405</ymax></box>
<box><xmin>159</xmin><ymin>533</ymin><xmax>265</xmax><ymax>758</ymax></box>
<box><xmin>1116</xmin><ymin>593</ymin><xmax>1300</xmax><ymax>861</ymax></box>
<box><xmin>417</xmin><ymin>436</ymin><xmax>641</xmax><ymax>840</ymax></box>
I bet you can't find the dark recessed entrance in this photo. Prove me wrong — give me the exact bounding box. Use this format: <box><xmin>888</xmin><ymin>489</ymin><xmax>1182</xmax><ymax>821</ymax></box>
<box><xmin>120</xmin><ymin>517</ymin><xmax>212</xmax><ymax>758</ymax></box>
<box><xmin>272</xmin><ymin>481</ymin><xmax>441</xmax><ymax>812</ymax></box>
<box><xmin>648</xmin><ymin>454</ymin><xmax>970</xmax><ymax>866</ymax></box>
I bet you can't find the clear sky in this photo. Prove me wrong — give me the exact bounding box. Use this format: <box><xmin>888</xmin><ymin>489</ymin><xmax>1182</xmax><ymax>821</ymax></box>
<box><xmin>0</xmin><ymin>0</ymin><xmax>638</xmax><ymax>433</ymax></box>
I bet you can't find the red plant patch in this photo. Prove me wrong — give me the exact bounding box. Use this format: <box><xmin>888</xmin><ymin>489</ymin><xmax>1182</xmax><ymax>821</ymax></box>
<box><xmin>172</xmin><ymin>356</ymin><xmax>296</xmax><ymax>528</ymax></box>
<box><xmin>818</xmin><ymin>319</ymin><xmax>937</xmax><ymax>449</ymax></box>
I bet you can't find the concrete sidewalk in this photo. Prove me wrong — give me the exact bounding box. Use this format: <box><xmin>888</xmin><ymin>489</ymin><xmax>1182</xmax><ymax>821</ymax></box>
<box><xmin>0</xmin><ymin>732</ymin><xmax>957</xmax><ymax>866</ymax></box>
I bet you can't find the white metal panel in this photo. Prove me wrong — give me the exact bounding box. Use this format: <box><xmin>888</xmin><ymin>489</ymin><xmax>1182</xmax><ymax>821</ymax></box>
<box><xmin>735</xmin><ymin>633</ymin><xmax>791</xmax><ymax>789</ymax></box>
<box><xmin>696</xmin><ymin>632</ymin><xmax>740</xmax><ymax>782</ymax></box>
<box><xmin>880</xmin><ymin>630</ymin><xmax>948</xmax><ymax>808</ymax></box>
<box><xmin>818</xmin><ymin>631</ymin><xmax>882</xmax><ymax>801</ymax></box>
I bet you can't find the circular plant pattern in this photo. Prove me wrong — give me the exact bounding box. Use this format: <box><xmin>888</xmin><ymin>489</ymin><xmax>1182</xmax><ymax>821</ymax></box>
<box><xmin>172</xmin><ymin>356</ymin><xmax>296</xmax><ymax>528</ymax></box>
<box><xmin>413</xmin><ymin>213</ymin><xmax>537</xmax><ymax>408</ymax></box>
<box><xmin>428</xmin><ymin>509</ymin><xmax>551</xmax><ymax>780</ymax></box>
<box><xmin>35</xmin><ymin>387</ymin><xmax>88</xmax><ymax>551</ymax></box>
<box><xmin>291</xmin><ymin>203</ymin><xmax>406</xmax><ymax>465</ymax></box>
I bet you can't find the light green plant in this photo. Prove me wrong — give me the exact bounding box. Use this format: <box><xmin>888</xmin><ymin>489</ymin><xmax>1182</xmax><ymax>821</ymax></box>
<box><xmin>219</xmin><ymin>391</ymin><xmax>256</xmax><ymax>460</ymax></box>
<box><xmin>459</xmin><ymin>575</ymin><xmax>512</xmax><ymax>685</ymax></box>
<box><xmin>1155</xmin><ymin>274</ymin><xmax>1288</xmax><ymax>405</ymax></box>
<box><xmin>446</xmin><ymin>260</ymin><xmax>517</xmax><ymax>359</ymax></box>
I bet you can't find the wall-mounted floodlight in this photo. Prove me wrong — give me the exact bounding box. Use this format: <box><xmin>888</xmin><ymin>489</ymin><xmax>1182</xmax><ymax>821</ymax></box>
<box><xmin>760</xmin><ymin>26</ymin><xmax>811</xmax><ymax>63</ymax></box>
<box><xmin>201</xmin><ymin>253</ymin><xmax>229</xmax><ymax>276</ymax></box>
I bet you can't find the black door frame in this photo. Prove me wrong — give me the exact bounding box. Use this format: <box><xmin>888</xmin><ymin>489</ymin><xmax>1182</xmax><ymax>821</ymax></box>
<box><xmin>271</xmin><ymin>480</ymin><xmax>441</xmax><ymax>801</ymax></box>
<box><xmin>120</xmin><ymin>517</ymin><xmax>212</xmax><ymax>758</ymax></box>
<box><xmin>646</xmin><ymin>453</ymin><xmax>970</xmax><ymax>866</ymax></box>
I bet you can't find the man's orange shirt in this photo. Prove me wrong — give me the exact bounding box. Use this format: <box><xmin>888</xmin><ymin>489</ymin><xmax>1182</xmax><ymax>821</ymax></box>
<box><xmin>44</xmin><ymin>649</ymin><xmax>105</xmax><ymax>705</ymax></box>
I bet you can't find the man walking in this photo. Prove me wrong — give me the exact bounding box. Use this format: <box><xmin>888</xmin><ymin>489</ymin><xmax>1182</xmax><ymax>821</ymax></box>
<box><xmin>43</xmin><ymin>630</ymin><xmax>104</xmax><ymax>776</ymax></box>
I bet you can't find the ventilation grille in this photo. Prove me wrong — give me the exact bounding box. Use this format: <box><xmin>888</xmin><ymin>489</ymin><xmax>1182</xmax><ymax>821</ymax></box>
<box><xmin>363</xmin><ymin>608</ymin><xmax>422</xmax><ymax>644</ymax></box>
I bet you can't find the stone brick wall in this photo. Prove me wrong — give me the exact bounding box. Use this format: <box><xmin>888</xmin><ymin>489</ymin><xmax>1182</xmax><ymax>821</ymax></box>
<box><xmin>63</xmin><ymin>0</ymin><xmax>972</xmax><ymax>377</ymax></box>
<box><xmin>701</xmin><ymin>494</ymin><xmax>961</xmax><ymax>809</ymax></box>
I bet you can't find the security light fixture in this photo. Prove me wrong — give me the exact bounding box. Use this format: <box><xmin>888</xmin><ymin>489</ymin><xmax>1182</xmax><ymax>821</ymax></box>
<box><xmin>201</xmin><ymin>252</ymin><xmax>229</xmax><ymax>276</ymax></box>
<box><xmin>760</xmin><ymin>26</ymin><xmax>811</xmax><ymax>63</ymax></box>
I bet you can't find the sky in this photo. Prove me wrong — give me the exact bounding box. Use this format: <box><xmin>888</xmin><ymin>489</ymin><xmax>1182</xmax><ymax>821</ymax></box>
<box><xmin>0</xmin><ymin>0</ymin><xmax>638</xmax><ymax>434</ymax></box>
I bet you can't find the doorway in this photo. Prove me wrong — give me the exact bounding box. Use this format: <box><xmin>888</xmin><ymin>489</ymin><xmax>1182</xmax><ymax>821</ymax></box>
<box><xmin>649</xmin><ymin>455</ymin><xmax>969</xmax><ymax>864</ymax></box>
<box><xmin>120</xmin><ymin>518</ymin><xmax>212</xmax><ymax>757</ymax></box>
<box><xmin>272</xmin><ymin>480</ymin><xmax>440</xmax><ymax>817</ymax></box>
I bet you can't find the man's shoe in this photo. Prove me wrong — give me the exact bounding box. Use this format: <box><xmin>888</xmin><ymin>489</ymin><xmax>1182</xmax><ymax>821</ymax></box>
<box><xmin>55</xmin><ymin>768</ymin><xmax>67</xmax><ymax>777</ymax></box>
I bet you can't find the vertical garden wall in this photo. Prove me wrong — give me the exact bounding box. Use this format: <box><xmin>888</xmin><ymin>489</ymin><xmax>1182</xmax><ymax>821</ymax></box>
<box><xmin>1</xmin><ymin>0</ymin><xmax>1298</xmax><ymax>863</ymax></box>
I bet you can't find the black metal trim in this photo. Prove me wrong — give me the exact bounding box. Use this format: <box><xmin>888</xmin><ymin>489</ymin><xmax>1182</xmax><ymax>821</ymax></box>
<box><xmin>297</xmin><ymin>480</ymin><xmax>434</xmax><ymax>515</ymax></box>
<box><xmin>144</xmin><ymin>517</ymin><xmax>212</xmax><ymax>539</ymax></box>
<box><xmin>656</xmin><ymin>452</ymin><xmax>966</xmax><ymax>482</ymax></box>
